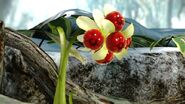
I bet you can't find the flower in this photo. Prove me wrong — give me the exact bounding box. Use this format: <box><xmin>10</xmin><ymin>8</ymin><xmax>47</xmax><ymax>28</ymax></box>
<box><xmin>76</xmin><ymin>4</ymin><xmax>134</xmax><ymax>64</ymax></box>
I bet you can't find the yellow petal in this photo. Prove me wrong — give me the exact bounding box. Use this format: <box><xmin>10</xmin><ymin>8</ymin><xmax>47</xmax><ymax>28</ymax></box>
<box><xmin>76</xmin><ymin>16</ymin><xmax>98</xmax><ymax>31</ymax></box>
<box><xmin>122</xmin><ymin>23</ymin><xmax>134</xmax><ymax>38</ymax></box>
<box><xmin>92</xmin><ymin>9</ymin><xmax>104</xmax><ymax>29</ymax></box>
<box><xmin>115</xmin><ymin>48</ymin><xmax>128</xmax><ymax>60</ymax></box>
<box><xmin>78</xmin><ymin>47</ymin><xmax>91</xmax><ymax>52</ymax></box>
<box><xmin>104</xmin><ymin>4</ymin><xmax>116</xmax><ymax>16</ymax></box>
<box><xmin>92</xmin><ymin>44</ymin><xmax>108</xmax><ymax>60</ymax></box>
<box><xmin>77</xmin><ymin>34</ymin><xmax>84</xmax><ymax>42</ymax></box>
<box><xmin>101</xmin><ymin>19</ymin><xmax>115</xmax><ymax>37</ymax></box>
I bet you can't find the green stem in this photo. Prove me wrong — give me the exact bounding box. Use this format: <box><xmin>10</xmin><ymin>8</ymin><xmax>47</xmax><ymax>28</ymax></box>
<box><xmin>54</xmin><ymin>47</ymin><xmax>69</xmax><ymax>104</ymax></box>
<box><xmin>54</xmin><ymin>27</ymin><xmax>80</xmax><ymax>104</ymax></box>
<box><xmin>69</xmin><ymin>91</ymin><xmax>73</xmax><ymax>104</ymax></box>
<box><xmin>53</xmin><ymin>27</ymin><xmax>79</xmax><ymax>104</ymax></box>
<box><xmin>54</xmin><ymin>27</ymin><xmax>68</xmax><ymax>104</ymax></box>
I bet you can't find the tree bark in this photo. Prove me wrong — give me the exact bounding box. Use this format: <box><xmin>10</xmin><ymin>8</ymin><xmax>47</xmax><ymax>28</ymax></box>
<box><xmin>0</xmin><ymin>21</ymin><xmax>4</xmax><ymax>91</ymax></box>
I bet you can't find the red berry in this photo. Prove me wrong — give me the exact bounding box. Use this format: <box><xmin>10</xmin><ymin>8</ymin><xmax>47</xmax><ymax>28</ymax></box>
<box><xmin>83</xmin><ymin>29</ymin><xmax>104</xmax><ymax>50</ymax></box>
<box><xmin>96</xmin><ymin>51</ymin><xmax>114</xmax><ymax>64</ymax></box>
<box><xmin>105</xmin><ymin>11</ymin><xmax>125</xmax><ymax>31</ymax></box>
<box><xmin>106</xmin><ymin>32</ymin><xmax>126</xmax><ymax>52</ymax></box>
<box><xmin>125</xmin><ymin>38</ymin><xmax>132</xmax><ymax>49</ymax></box>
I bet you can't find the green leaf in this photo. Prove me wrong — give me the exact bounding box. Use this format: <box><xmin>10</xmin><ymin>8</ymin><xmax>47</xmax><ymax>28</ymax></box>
<box><xmin>122</xmin><ymin>23</ymin><xmax>134</xmax><ymax>38</ymax></box>
<box><xmin>48</xmin><ymin>17</ymin><xmax>71</xmax><ymax>38</ymax></box>
<box><xmin>57</xmin><ymin>27</ymin><xmax>66</xmax><ymax>49</ymax></box>
<box><xmin>69</xmin><ymin>91</ymin><xmax>73</xmax><ymax>104</ymax></box>
<box><xmin>132</xmin><ymin>35</ymin><xmax>156</xmax><ymax>47</ymax></box>
<box><xmin>48</xmin><ymin>23</ymin><xmax>58</xmax><ymax>36</ymax></box>
<box><xmin>172</xmin><ymin>36</ymin><xmax>185</xmax><ymax>56</ymax></box>
<box><xmin>45</xmin><ymin>25</ymin><xmax>61</xmax><ymax>44</ymax></box>
<box><xmin>69</xmin><ymin>47</ymin><xmax>86</xmax><ymax>64</ymax></box>
<box><xmin>150</xmin><ymin>38</ymin><xmax>164</xmax><ymax>50</ymax></box>
<box><xmin>76</xmin><ymin>16</ymin><xmax>98</xmax><ymax>31</ymax></box>
<box><xmin>17</xmin><ymin>30</ymin><xmax>35</xmax><ymax>37</ymax></box>
<box><xmin>149</xmin><ymin>36</ymin><xmax>171</xmax><ymax>50</ymax></box>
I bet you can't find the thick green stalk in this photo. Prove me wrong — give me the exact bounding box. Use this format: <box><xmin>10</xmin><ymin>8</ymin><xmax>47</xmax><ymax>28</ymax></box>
<box><xmin>54</xmin><ymin>27</ymin><xmax>68</xmax><ymax>104</ymax></box>
<box><xmin>53</xmin><ymin>27</ymin><xmax>77</xmax><ymax>104</ymax></box>
<box><xmin>54</xmin><ymin>48</ymin><xmax>69</xmax><ymax>104</ymax></box>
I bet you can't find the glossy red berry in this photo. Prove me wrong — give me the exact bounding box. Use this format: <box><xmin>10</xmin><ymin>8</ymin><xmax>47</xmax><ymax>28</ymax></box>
<box><xmin>106</xmin><ymin>32</ymin><xmax>126</xmax><ymax>53</ymax></box>
<box><xmin>83</xmin><ymin>29</ymin><xmax>104</xmax><ymax>50</ymax></box>
<box><xmin>105</xmin><ymin>11</ymin><xmax>125</xmax><ymax>31</ymax></box>
<box><xmin>96</xmin><ymin>51</ymin><xmax>114</xmax><ymax>64</ymax></box>
<box><xmin>125</xmin><ymin>38</ymin><xmax>132</xmax><ymax>49</ymax></box>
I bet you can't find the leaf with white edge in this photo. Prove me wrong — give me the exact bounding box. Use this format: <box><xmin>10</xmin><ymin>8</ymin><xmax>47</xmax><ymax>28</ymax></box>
<box><xmin>69</xmin><ymin>47</ymin><xmax>86</xmax><ymax>64</ymax></box>
<box><xmin>92</xmin><ymin>9</ymin><xmax>104</xmax><ymax>28</ymax></box>
<box><xmin>115</xmin><ymin>48</ymin><xmax>128</xmax><ymax>60</ymax></box>
<box><xmin>76</xmin><ymin>16</ymin><xmax>98</xmax><ymax>31</ymax></box>
<box><xmin>103</xmin><ymin>4</ymin><xmax>116</xmax><ymax>16</ymax></box>
<box><xmin>122</xmin><ymin>23</ymin><xmax>134</xmax><ymax>38</ymax></box>
<box><xmin>101</xmin><ymin>19</ymin><xmax>115</xmax><ymax>37</ymax></box>
<box><xmin>92</xmin><ymin>44</ymin><xmax>108</xmax><ymax>60</ymax></box>
<box><xmin>172</xmin><ymin>36</ymin><xmax>185</xmax><ymax>57</ymax></box>
<box><xmin>77</xmin><ymin>34</ymin><xmax>84</xmax><ymax>42</ymax></box>
<box><xmin>57</xmin><ymin>27</ymin><xmax>66</xmax><ymax>49</ymax></box>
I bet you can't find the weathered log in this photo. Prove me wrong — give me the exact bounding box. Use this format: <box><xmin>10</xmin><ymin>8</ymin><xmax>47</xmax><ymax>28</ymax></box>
<box><xmin>0</xmin><ymin>21</ymin><xmax>4</xmax><ymax>91</ymax></box>
<box><xmin>3</xmin><ymin>28</ymin><xmax>58</xmax><ymax>103</ymax></box>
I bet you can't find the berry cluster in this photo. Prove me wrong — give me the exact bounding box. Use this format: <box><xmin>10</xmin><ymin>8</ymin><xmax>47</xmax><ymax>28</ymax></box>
<box><xmin>83</xmin><ymin>11</ymin><xmax>132</xmax><ymax>64</ymax></box>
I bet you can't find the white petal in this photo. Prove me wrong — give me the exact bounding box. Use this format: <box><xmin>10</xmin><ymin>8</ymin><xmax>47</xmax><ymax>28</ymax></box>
<box><xmin>76</xmin><ymin>16</ymin><xmax>98</xmax><ymax>31</ymax></box>
<box><xmin>122</xmin><ymin>23</ymin><xmax>134</xmax><ymax>38</ymax></box>
<box><xmin>104</xmin><ymin>4</ymin><xmax>116</xmax><ymax>16</ymax></box>
<box><xmin>101</xmin><ymin>19</ymin><xmax>115</xmax><ymax>37</ymax></box>
<box><xmin>77</xmin><ymin>34</ymin><xmax>84</xmax><ymax>42</ymax></box>
<box><xmin>78</xmin><ymin>47</ymin><xmax>91</xmax><ymax>52</ymax></box>
<box><xmin>92</xmin><ymin>44</ymin><xmax>108</xmax><ymax>60</ymax></box>
<box><xmin>115</xmin><ymin>48</ymin><xmax>128</xmax><ymax>60</ymax></box>
<box><xmin>92</xmin><ymin>9</ymin><xmax>104</xmax><ymax>29</ymax></box>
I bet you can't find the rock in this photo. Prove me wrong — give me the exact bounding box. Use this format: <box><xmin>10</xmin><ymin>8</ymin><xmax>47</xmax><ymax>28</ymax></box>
<box><xmin>66</xmin><ymin>47</ymin><xmax>185</xmax><ymax>104</ymax></box>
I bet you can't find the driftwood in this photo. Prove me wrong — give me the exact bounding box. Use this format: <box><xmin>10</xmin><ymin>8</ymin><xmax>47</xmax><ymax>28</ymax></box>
<box><xmin>0</xmin><ymin>21</ymin><xmax>4</xmax><ymax>90</ymax></box>
<box><xmin>0</xmin><ymin>21</ymin><xmax>131</xmax><ymax>104</ymax></box>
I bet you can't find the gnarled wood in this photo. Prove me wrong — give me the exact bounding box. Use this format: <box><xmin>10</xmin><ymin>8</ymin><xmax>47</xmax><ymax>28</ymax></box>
<box><xmin>0</xmin><ymin>21</ymin><xmax>4</xmax><ymax>91</ymax></box>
